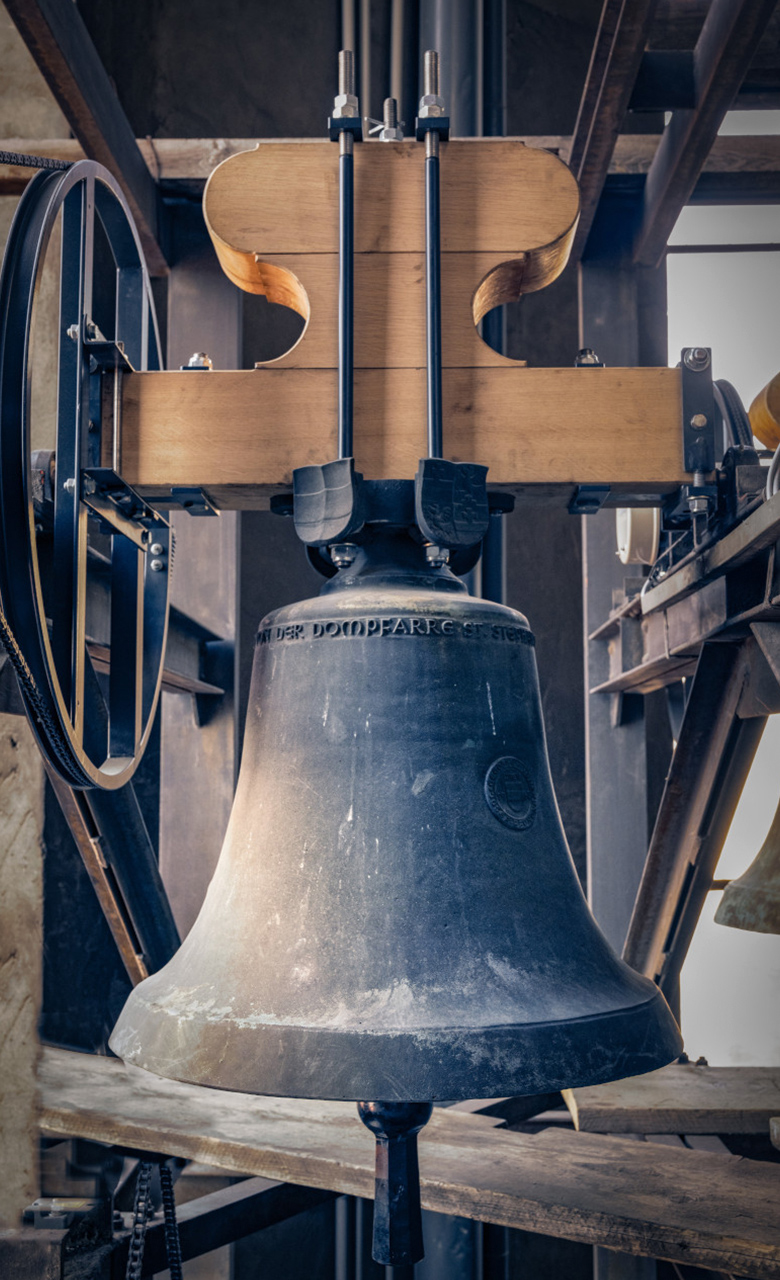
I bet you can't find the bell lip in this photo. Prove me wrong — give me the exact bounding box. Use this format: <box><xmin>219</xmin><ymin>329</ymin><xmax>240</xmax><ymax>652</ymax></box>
<box><xmin>109</xmin><ymin>986</ymin><xmax>682</xmax><ymax>1104</ymax></box>
<box><xmin>714</xmin><ymin>884</ymin><xmax>780</xmax><ymax>935</ymax></box>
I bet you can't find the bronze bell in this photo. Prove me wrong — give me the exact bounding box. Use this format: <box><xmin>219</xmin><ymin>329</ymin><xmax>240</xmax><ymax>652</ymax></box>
<box><xmin>715</xmin><ymin>795</ymin><xmax>780</xmax><ymax>935</ymax></box>
<box><xmin>110</xmin><ymin>482</ymin><xmax>681</xmax><ymax>1101</ymax></box>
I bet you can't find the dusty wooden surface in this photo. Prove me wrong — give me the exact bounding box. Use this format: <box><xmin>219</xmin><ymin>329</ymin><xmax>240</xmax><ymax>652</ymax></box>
<box><xmin>564</xmin><ymin>1063</ymin><xmax>780</xmax><ymax>1134</ymax></box>
<box><xmin>0</xmin><ymin>715</ymin><xmax>45</xmax><ymax>1228</ymax></box>
<box><xmin>119</xmin><ymin>365</ymin><xmax>686</xmax><ymax>508</ymax></box>
<box><xmin>40</xmin><ymin>1047</ymin><xmax>780</xmax><ymax>1277</ymax></box>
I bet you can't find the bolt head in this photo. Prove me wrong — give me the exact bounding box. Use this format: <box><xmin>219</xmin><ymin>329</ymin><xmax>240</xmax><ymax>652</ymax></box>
<box><xmin>329</xmin><ymin>542</ymin><xmax>357</xmax><ymax>569</ymax></box>
<box><xmin>149</xmin><ymin>542</ymin><xmax>164</xmax><ymax>556</ymax></box>
<box><xmin>575</xmin><ymin>347</ymin><xmax>602</xmax><ymax>367</ymax></box>
<box><xmin>690</xmin><ymin>413</ymin><xmax>708</xmax><ymax>429</ymax></box>
<box><xmin>688</xmin><ymin>496</ymin><xmax>709</xmax><ymax>514</ymax></box>
<box><xmin>683</xmin><ymin>347</ymin><xmax>710</xmax><ymax>371</ymax></box>
<box><xmin>85</xmin><ymin>320</ymin><xmax>99</xmax><ymax>340</ymax></box>
<box><xmin>66</xmin><ymin>324</ymin><xmax>80</xmax><ymax>342</ymax></box>
<box><xmin>379</xmin><ymin>125</ymin><xmax>404</xmax><ymax>142</ymax></box>
<box><xmin>425</xmin><ymin>544</ymin><xmax>450</xmax><ymax>567</ymax></box>
<box><xmin>63</xmin><ymin>477</ymin><xmax>77</xmax><ymax>494</ymax></box>
<box><xmin>332</xmin><ymin>93</ymin><xmax>359</xmax><ymax>118</ymax></box>
<box><xmin>150</xmin><ymin>558</ymin><xmax>165</xmax><ymax>572</ymax></box>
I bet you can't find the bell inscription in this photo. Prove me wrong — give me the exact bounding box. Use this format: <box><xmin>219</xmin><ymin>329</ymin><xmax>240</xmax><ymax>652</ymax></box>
<box><xmin>485</xmin><ymin>756</ymin><xmax>536</xmax><ymax>830</ymax></box>
<box><xmin>257</xmin><ymin>615</ymin><xmax>535</xmax><ymax>645</ymax></box>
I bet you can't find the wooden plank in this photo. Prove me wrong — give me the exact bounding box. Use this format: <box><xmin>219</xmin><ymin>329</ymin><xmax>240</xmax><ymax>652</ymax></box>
<box><xmin>566</xmin><ymin>0</ymin><xmax>659</xmax><ymax>261</ymax></box>
<box><xmin>39</xmin><ymin>1047</ymin><xmax>780</xmax><ymax>1278</ymax></box>
<box><xmin>202</xmin><ymin>139</ymin><xmax>579</xmax><ymax>282</ymax></box>
<box><xmin>118</xmin><ymin>366</ymin><xmax>686</xmax><ymax>508</ymax></box>
<box><xmin>564</xmin><ymin>1064</ymin><xmax>780</xmax><ymax>1135</ymax></box>
<box><xmin>633</xmin><ymin>0</ymin><xmax>779</xmax><ymax>268</ymax></box>
<box><xmin>3</xmin><ymin>135</ymin><xmax>780</xmax><ymax>195</ymax></box>
<box><xmin>241</xmin><ymin>251</ymin><xmax>528</xmax><ymax>370</ymax></box>
<box><xmin>2</xmin><ymin>0</ymin><xmax>167</xmax><ymax>275</ymax></box>
<box><xmin>0</xmin><ymin>718</ymin><xmax>46</xmax><ymax>1228</ymax></box>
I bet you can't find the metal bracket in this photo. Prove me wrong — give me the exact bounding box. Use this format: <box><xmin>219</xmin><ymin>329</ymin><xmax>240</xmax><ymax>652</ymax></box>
<box><xmin>81</xmin><ymin>468</ymin><xmax>168</xmax><ymax>547</ymax></box>
<box><xmin>414</xmin><ymin>116</ymin><xmax>450</xmax><ymax>140</ymax></box>
<box><xmin>168</xmin><ymin>486</ymin><xmax>219</xmax><ymax>516</ymax></box>
<box><xmin>568</xmin><ymin>484</ymin><xmax>611</xmax><ymax>515</ymax></box>
<box><xmin>680</xmin><ymin>347</ymin><xmax>716</xmax><ymax>474</ymax></box>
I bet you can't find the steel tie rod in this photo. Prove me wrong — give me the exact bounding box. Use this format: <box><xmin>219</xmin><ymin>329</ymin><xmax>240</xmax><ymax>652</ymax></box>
<box><xmin>330</xmin><ymin>49</ymin><xmax>360</xmax><ymax>459</ymax></box>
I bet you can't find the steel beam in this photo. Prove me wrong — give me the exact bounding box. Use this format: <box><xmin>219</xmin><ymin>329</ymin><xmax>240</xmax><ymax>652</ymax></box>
<box><xmin>567</xmin><ymin>0</ymin><xmax>659</xmax><ymax>262</ymax></box>
<box><xmin>3</xmin><ymin>0</ymin><xmax>167</xmax><ymax>275</ymax></box>
<box><xmin>632</xmin><ymin>0</ymin><xmax>779</xmax><ymax>267</ymax></box>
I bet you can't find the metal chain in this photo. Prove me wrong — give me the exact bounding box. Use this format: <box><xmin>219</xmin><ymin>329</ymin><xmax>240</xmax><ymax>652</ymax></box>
<box><xmin>123</xmin><ymin>1161</ymin><xmax>183</xmax><ymax>1280</ymax></box>
<box><xmin>159</xmin><ymin>1163</ymin><xmax>183</xmax><ymax>1280</ymax></box>
<box><xmin>0</xmin><ymin>149</ymin><xmax>71</xmax><ymax>171</ymax></box>
<box><xmin>125</xmin><ymin>1161</ymin><xmax>154</xmax><ymax>1280</ymax></box>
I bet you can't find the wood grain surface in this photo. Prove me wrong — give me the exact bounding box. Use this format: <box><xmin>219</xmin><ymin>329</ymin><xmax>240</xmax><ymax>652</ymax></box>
<box><xmin>564</xmin><ymin>1063</ymin><xmax>780</xmax><ymax>1134</ymax></box>
<box><xmin>119</xmin><ymin>365</ymin><xmax>686</xmax><ymax>506</ymax></box>
<box><xmin>40</xmin><ymin>1047</ymin><xmax>780</xmax><ymax>1277</ymax></box>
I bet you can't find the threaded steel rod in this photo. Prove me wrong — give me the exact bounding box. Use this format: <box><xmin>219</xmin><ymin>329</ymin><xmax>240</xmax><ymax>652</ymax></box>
<box><xmin>337</xmin><ymin>50</ymin><xmax>355</xmax><ymax>458</ymax></box>
<box><xmin>422</xmin><ymin>51</ymin><xmax>442</xmax><ymax>457</ymax></box>
<box><xmin>424</xmin><ymin>151</ymin><xmax>442</xmax><ymax>457</ymax></box>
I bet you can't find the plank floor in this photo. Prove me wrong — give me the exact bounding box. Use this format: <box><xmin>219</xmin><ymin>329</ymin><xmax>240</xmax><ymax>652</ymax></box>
<box><xmin>39</xmin><ymin>1048</ymin><xmax>780</xmax><ymax>1278</ymax></box>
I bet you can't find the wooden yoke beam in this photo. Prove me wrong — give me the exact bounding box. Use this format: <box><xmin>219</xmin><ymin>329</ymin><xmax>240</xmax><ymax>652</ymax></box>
<box><xmin>118</xmin><ymin>140</ymin><xmax>688</xmax><ymax>509</ymax></box>
<box><xmin>120</xmin><ymin>365</ymin><xmax>686</xmax><ymax>510</ymax></box>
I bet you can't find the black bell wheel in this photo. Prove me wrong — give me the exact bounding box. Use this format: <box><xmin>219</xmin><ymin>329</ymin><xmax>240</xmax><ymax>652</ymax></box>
<box><xmin>0</xmin><ymin>160</ymin><xmax>169</xmax><ymax>789</ymax></box>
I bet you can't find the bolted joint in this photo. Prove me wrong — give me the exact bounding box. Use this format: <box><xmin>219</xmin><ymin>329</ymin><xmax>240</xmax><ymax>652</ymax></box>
<box><xmin>417</xmin><ymin>93</ymin><xmax>445</xmax><ymax>119</ymax></box>
<box><xmin>683</xmin><ymin>347</ymin><xmax>710</xmax><ymax>372</ymax></box>
<box><xmin>332</xmin><ymin>92</ymin><xmax>360</xmax><ymax>119</ymax></box>
<box><xmin>425</xmin><ymin>544</ymin><xmax>450</xmax><ymax>568</ymax></box>
<box><xmin>186</xmin><ymin>352</ymin><xmax>213</xmax><ymax>370</ymax></box>
<box><xmin>379</xmin><ymin>98</ymin><xmax>404</xmax><ymax>142</ymax></box>
<box><xmin>329</xmin><ymin>542</ymin><xmax>358</xmax><ymax>570</ymax></box>
<box><xmin>575</xmin><ymin>347</ymin><xmax>603</xmax><ymax>368</ymax></box>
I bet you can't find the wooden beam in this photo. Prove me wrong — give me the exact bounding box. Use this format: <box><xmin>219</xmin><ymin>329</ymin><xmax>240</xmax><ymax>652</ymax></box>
<box><xmin>0</xmin><ymin>718</ymin><xmax>46</xmax><ymax>1229</ymax></box>
<box><xmin>632</xmin><ymin>0</ymin><xmax>779</xmax><ymax>267</ymax></box>
<box><xmin>564</xmin><ymin>1063</ymin><xmax>780</xmax><ymax>1134</ymax></box>
<box><xmin>118</xmin><ymin>366</ymin><xmax>686</xmax><ymax>508</ymax></box>
<box><xmin>2</xmin><ymin>0</ymin><xmax>167</xmax><ymax>275</ymax></box>
<box><xmin>3</xmin><ymin>135</ymin><xmax>780</xmax><ymax>195</ymax></box>
<box><xmin>566</xmin><ymin>0</ymin><xmax>659</xmax><ymax>262</ymax></box>
<box><xmin>40</xmin><ymin>1047</ymin><xmax>780</xmax><ymax>1278</ymax></box>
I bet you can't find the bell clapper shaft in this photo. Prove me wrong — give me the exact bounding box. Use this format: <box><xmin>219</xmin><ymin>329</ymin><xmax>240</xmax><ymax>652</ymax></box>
<box><xmin>331</xmin><ymin>49</ymin><xmax>359</xmax><ymax>459</ymax></box>
<box><xmin>358</xmin><ymin>1100</ymin><xmax>433</xmax><ymax>1267</ymax></box>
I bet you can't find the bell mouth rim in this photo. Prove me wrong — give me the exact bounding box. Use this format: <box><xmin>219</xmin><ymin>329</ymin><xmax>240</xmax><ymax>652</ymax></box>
<box><xmin>110</xmin><ymin>986</ymin><xmax>682</xmax><ymax>1104</ymax></box>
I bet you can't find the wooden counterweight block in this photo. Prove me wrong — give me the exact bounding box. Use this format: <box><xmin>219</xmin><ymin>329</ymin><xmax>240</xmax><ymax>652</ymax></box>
<box><xmin>203</xmin><ymin>139</ymin><xmax>580</xmax><ymax>372</ymax></box>
<box><xmin>118</xmin><ymin>139</ymin><xmax>690</xmax><ymax>505</ymax></box>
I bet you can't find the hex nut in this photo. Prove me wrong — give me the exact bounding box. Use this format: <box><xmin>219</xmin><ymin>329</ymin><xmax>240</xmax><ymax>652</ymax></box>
<box><xmin>332</xmin><ymin>93</ymin><xmax>359</xmax><ymax>118</ymax></box>
<box><xmin>329</xmin><ymin>542</ymin><xmax>357</xmax><ymax>569</ymax></box>
<box><xmin>418</xmin><ymin>94</ymin><xmax>445</xmax><ymax>118</ymax></box>
<box><xmin>683</xmin><ymin>348</ymin><xmax>710</xmax><ymax>372</ymax></box>
<box><xmin>425</xmin><ymin>544</ymin><xmax>450</xmax><ymax>567</ymax></box>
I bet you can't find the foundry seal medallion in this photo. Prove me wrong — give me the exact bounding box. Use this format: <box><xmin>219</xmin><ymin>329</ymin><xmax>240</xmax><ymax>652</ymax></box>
<box><xmin>484</xmin><ymin>756</ymin><xmax>536</xmax><ymax>830</ymax></box>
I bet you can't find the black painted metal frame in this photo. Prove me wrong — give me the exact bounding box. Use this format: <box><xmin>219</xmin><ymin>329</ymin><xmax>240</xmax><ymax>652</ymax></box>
<box><xmin>0</xmin><ymin>160</ymin><xmax>169</xmax><ymax>789</ymax></box>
